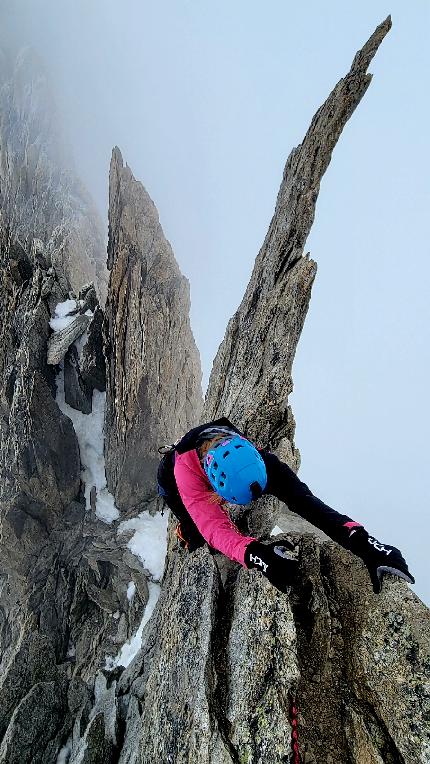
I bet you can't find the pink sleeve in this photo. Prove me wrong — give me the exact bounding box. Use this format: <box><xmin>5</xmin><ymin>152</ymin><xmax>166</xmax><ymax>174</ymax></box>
<box><xmin>174</xmin><ymin>451</ymin><xmax>257</xmax><ymax>566</ymax></box>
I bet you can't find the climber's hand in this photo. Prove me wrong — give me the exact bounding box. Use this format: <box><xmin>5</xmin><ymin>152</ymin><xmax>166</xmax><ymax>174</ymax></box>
<box><xmin>348</xmin><ymin>529</ymin><xmax>415</xmax><ymax>594</ymax></box>
<box><xmin>244</xmin><ymin>539</ymin><xmax>298</xmax><ymax>593</ymax></box>
<box><xmin>365</xmin><ymin>544</ymin><xmax>415</xmax><ymax>594</ymax></box>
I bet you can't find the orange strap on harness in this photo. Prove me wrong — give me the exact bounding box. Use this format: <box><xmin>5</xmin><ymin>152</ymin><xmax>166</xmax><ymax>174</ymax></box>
<box><xmin>175</xmin><ymin>522</ymin><xmax>189</xmax><ymax>549</ymax></box>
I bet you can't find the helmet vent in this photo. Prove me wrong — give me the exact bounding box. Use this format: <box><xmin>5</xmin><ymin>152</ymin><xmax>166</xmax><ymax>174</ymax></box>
<box><xmin>203</xmin><ymin>434</ymin><xmax>267</xmax><ymax>504</ymax></box>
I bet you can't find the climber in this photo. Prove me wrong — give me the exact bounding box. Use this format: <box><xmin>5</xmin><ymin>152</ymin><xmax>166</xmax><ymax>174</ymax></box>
<box><xmin>157</xmin><ymin>417</ymin><xmax>415</xmax><ymax>594</ymax></box>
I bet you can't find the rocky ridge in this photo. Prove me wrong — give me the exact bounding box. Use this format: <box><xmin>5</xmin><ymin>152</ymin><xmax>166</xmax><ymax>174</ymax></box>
<box><xmin>0</xmin><ymin>16</ymin><xmax>428</xmax><ymax>764</ymax></box>
<box><xmin>0</xmin><ymin>204</ymin><xmax>201</xmax><ymax>760</ymax></box>
<box><xmin>112</xmin><ymin>18</ymin><xmax>429</xmax><ymax>764</ymax></box>
<box><xmin>104</xmin><ymin>147</ymin><xmax>203</xmax><ymax>512</ymax></box>
<box><xmin>0</xmin><ymin>232</ymin><xmax>150</xmax><ymax>761</ymax></box>
<box><xmin>0</xmin><ymin>45</ymin><xmax>107</xmax><ymax>301</ymax></box>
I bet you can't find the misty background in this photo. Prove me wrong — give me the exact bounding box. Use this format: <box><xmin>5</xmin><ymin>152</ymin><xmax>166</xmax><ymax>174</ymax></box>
<box><xmin>2</xmin><ymin>0</ymin><xmax>429</xmax><ymax>603</ymax></box>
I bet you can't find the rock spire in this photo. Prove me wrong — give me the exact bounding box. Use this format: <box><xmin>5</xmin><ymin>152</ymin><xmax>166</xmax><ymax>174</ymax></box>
<box><xmin>104</xmin><ymin>147</ymin><xmax>203</xmax><ymax>511</ymax></box>
<box><xmin>114</xmin><ymin>17</ymin><xmax>430</xmax><ymax>764</ymax></box>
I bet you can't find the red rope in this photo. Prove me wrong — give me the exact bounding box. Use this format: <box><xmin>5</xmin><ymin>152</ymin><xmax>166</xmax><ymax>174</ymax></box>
<box><xmin>291</xmin><ymin>698</ymin><xmax>300</xmax><ymax>764</ymax></box>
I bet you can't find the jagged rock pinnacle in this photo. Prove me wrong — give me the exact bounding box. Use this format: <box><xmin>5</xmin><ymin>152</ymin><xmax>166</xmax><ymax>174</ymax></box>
<box><xmin>104</xmin><ymin>147</ymin><xmax>203</xmax><ymax>511</ymax></box>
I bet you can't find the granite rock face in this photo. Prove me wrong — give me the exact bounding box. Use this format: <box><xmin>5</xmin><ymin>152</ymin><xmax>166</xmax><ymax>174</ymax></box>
<box><xmin>112</xmin><ymin>17</ymin><xmax>429</xmax><ymax>764</ymax></box>
<box><xmin>80</xmin><ymin>306</ymin><xmax>106</xmax><ymax>393</ymax></box>
<box><xmin>291</xmin><ymin>537</ymin><xmax>430</xmax><ymax>764</ymax></box>
<box><xmin>0</xmin><ymin>68</ymin><xmax>203</xmax><ymax>759</ymax></box>
<box><xmin>0</xmin><ymin>228</ymin><xmax>153</xmax><ymax>761</ymax></box>
<box><xmin>104</xmin><ymin>147</ymin><xmax>203</xmax><ymax>511</ymax></box>
<box><xmin>0</xmin><ymin>45</ymin><xmax>107</xmax><ymax>301</ymax></box>
<box><xmin>117</xmin><ymin>536</ymin><xmax>430</xmax><ymax>764</ymax></box>
<box><xmin>47</xmin><ymin>314</ymin><xmax>91</xmax><ymax>365</ymax></box>
<box><xmin>117</xmin><ymin>544</ymin><xmax>299</xmax><ymax>764</ymax></box>
<box><xmin>64</xmin><ymin>344</ymin><xmax>93</xmax><ymax>414</ymax></box>
<box><xmin>203</xmin><ymin>16</ymin><xmax>397</xmax><ymax>540</ymax></box>
<box><xmin>0</xmin><ymin>41</ymin><xmax>203</xmax><ymax>758</ymax></box>
<box><xmin>0</xmin><ymin>16</ymin><xmax>429</xmax><ymax>764</ymax></box>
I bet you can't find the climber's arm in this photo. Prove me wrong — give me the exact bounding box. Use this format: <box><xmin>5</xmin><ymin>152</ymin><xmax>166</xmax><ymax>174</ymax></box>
<box><xmin>261</xmin><ymin>450</ymin><xmax>415</xmax><ymax>593</ymax></box>
<box><xmin>174</xmin><ymin>454</ymin><xmax>256</xmax><ymax>566</ymax></box>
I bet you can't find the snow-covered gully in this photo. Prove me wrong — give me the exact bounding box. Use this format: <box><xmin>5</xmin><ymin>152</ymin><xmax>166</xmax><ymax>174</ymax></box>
<box><xmin>51</xmin><ymin>300</ymin><xmax>168</xmax><ymax>677</ymax></box>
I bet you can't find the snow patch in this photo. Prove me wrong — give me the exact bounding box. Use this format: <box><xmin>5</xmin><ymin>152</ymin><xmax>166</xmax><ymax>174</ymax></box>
<box><xmin>53</xmin><ymin>299</ymin><xmax>78</xmax><ymax>319</ymax></box>
<box><xmin>56</xmin><ymin>738</ymin><xmax>72</xmax><ymax>764</ymax></box>
<box><xmin>106</xmin><ymin>581</ymin><xmax>160</xmax><ymax>669</ymax></box>
<box><xmin>105</xmin><ymin>512</ymin><xmax>168</xmax><ymax>670</ymax></box>
<box><xmin>270</xmin><ymin>525</ymin><xmax>284</xmax><ymax>536</ymax></box>
<box><xmin>56</xmin><ymin>376</ymin><xmax>119</xmax><ymax>523</ymax></box>
<box><xmin>52</xmin><ymin>300</ymin><xmax>119</xmax><ymax>524</ymax></box>
<box><xmin>119</xmin><ymin>510</ymin><xmax>168</xmax><ymax>581</ymax></box>
<box><xmin>50</xmin><ymin>299</ymin><xmax>78</xmax><ymax>332</ymax></box>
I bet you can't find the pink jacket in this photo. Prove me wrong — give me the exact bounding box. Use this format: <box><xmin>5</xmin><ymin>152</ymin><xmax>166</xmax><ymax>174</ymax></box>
<box><xmin>174</xmin><ymin>449</ymin><xmax>257</xmax><ymax>566</ymax></box>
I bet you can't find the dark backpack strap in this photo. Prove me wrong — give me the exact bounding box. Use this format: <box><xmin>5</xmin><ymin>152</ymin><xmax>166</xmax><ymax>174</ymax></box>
<box><xmin>156</xmin><ymin>418</ymin><xmax>243</xmax><ymax>552</ymax></box>
<box><xmin>157</xmin><ymin>450</ymin><xmax>177</xmax><ymax>497</ymax></box>
<box><xmin>175</xmin><ymin>417</ymin><xmax>242</xmax><ymax>454</ymax></box>
<box><xmin>157</xmin><ymin>450</ymin><xmax>206</xmax><ymax>552</ymax></box>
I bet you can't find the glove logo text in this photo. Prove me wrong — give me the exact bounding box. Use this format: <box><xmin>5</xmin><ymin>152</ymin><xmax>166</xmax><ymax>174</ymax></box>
<box><xmin>249</xmin><ymin>554</ymin><xmax>268</xmax><ymax>573</ymax></box>
<box><xmin>368</xmin><ymin>537</ymin><xmax>392</xmax><ymax>556</ymax></box>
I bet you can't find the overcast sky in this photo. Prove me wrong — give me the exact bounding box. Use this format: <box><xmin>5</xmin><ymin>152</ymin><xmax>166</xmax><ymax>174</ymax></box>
<box><xmin>3</xmin><ymin>0</ymin><xmax>429</xmax><ymax>604</ymax></box>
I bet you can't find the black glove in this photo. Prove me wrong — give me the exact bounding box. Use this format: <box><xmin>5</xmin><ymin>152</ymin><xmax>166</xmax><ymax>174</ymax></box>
<box><xmin>244</xmin><ymin>540</ymin><xmax>298</xmax><ymax>593</ymax></box>
<box><xmin>347</xmin><ymin>528</ymin><xmax>415</xmax><ymax>594</ymax></box>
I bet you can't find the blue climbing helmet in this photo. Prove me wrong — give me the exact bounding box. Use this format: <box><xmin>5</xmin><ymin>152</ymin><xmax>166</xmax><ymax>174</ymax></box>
<box><xmin>203</xmin><ymin>435</ymin><xmax>267</xmax><ymax>504</ymax></box>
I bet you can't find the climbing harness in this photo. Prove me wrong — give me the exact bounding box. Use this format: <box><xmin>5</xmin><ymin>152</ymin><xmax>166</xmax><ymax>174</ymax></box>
<box><xmin>157</xmin><ymin>444</ymin><xmax>206</xmax><ymax>551</ymax></box>
<box><xmin>175</xmin><ymin>522</ymin><xmax>189</xmax><ymax>549</ymax></box>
